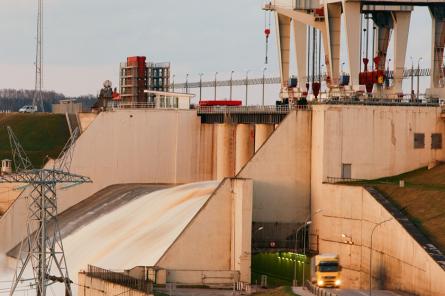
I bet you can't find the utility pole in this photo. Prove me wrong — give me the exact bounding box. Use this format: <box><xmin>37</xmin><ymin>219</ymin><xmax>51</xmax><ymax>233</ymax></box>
<box><xmin>33</xmin><ymin>0</ymin><xmax>45</xmax><ymax>112</ymax></box>
<box><xmin>410</xmin><ymin>58</ymin><xmax>414</xmax><ymax>100</ymax></box>
<box><xmin>417</xmin><ymin>58</ymin><xmax>423</xmax><ymax>100</ymax></box>
<box><xmin>185</xmin><ymin>73</ymin><xmax>190</xmax><ymax>94</ymax></box>
<box><xmin>172</xmin><ymin>75</ymin><xmax>175</xmax><ymax>92</ymax></box>
<box><xmin>214</xmin><ymin>72</ymin><xmax>218</xmax><ymax>100</ymax></box>
<box><xmin>262</xmin><ymin>67</ymin><xmax>267</xmax><ymax>106</ymax></box>
<box><xmin>230</xmin><ymin>71</ymin><xmax>234</xmax><ymax>101</ymax></box>
<box><xmin>199</xmin><ymin>73</ymin><xmax>203</xmax><ymax>102</ymax></box>
<box><xmin>245</xmin><ymin>70</ymin><xmax>250</xmax><ymax>106</ymax></box>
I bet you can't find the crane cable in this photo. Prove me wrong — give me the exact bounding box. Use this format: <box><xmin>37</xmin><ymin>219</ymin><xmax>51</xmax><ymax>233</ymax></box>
<box><xmin>264</xmin><ymin>4</ymin><xmax>272</xmax><ymax>64</ymax></box>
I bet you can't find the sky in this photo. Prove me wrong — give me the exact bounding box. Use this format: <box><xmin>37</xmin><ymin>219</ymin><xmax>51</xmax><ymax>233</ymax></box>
<box><xmin>0</xmin><ymin>0</ymin><xmax>434</xmax><ymax>105</ymax></box>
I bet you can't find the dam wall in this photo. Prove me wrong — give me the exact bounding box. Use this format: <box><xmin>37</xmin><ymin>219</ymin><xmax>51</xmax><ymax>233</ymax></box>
<box><xmin>0</xmin><ymin>109</ymin><xmax>216</xmax><ymax>254</ymax></box>
<box><xmin>312</xmin><ymin>184</ymin><xmax>445</xmax><ymax>295</ymax></box>
<box><xmin>310</xmin><ymin>105</ymin><xmax>445</xmax><ymax>293</ymax></box>
<box><xmin>156</xmin><ymin>178</ymin><xmax>252</xmax><ymax>284</ymax></box>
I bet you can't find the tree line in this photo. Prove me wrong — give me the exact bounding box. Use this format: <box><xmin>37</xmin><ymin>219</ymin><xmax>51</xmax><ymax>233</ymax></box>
<box><xmin>0</xmin><ymin>89</ymin><xmax>97</xmax><ymax>112</ymax></box>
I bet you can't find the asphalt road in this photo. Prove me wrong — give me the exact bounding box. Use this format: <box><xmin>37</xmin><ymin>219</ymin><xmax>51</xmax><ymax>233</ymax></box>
<box><xmin>334</xmin><ymin>289</ymin><xmax>410</xmax><ymax>296</ymax></box>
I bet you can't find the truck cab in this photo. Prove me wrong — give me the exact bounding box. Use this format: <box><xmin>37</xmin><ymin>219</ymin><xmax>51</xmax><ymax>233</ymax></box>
<box><xmin>314</xmin><ymin>254</ymin><xmax>341</xmax><ymax>288</ymax></box>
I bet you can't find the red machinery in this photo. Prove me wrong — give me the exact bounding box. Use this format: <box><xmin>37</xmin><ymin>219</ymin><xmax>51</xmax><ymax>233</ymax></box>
<box><xmin>359</xmin><ymin>57</ymin><xmax>385</xmax><ymax>93</ymax></box>
<box><xmin>199</xmin><ymin>100</ymin><xmax>242</xmax><ymax>107</ymax></box>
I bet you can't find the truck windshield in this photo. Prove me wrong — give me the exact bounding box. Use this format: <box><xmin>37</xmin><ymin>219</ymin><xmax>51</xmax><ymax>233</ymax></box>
<box><xmin>319</xmin><ymin>262</ymin><xmax>339</xmax><ymax>272</ymax></box>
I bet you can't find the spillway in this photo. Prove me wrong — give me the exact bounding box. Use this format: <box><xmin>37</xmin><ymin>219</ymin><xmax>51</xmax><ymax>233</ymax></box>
<box><xmin>0</xmin><ymin>181</ymin><xmax>219</xmax><ymax>295</ymax></box>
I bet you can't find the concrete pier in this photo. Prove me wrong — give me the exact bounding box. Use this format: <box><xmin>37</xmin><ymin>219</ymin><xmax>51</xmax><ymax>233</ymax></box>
<box><xmin>255</xmin><ymin>124</ymin><xmax>274</xmax><ymax>152</ymax></box>
<box><xmin>216</xmin><ymin>123</ymin><xmax>235</xmax><ymax>180</ymax></box>
<box><xmin>235</xmin><ymin>124</ymin><xmax>254</xmax><ymax>174</ymax></box>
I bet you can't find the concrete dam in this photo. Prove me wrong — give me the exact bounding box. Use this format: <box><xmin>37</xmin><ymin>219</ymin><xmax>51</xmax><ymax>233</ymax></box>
<box><xmin>0</xmin><ymin>104</ymin><xmax>444</xmax><ymax>295</ymax></box>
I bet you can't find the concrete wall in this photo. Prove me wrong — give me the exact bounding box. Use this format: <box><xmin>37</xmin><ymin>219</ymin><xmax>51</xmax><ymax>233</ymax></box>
<box><xmin>78</xmin><ymin>112</ymin><xmax>98</xmax><ymax>133</ymax></box>
<box><xmin>311</xmin><ymin>184</ymin><xmax>445</xmax><ymax>295</ymax></box>
<box><xmin>310</xmin><ymin>105</ymin><xmax>445</xmax><ymax>294</ymax></box>
<box><xmin>313</xmin><ymin>105</ymin><xmax>445</xmax><ymax>181</ymax></box>
<box><xmin>156</xmin><ymin>178</ymin><xmax>252</xmax><ymax>284</ymax></box>
<box><xmin>238</xmin><ymin>110</ymin><xmax>312</xmax><ymax>224</ymax></box>
<box><xmin>78</xmin><ymin>273</ymin><xmax>151</xmax><ymax>296</ymax></box>
<box><xmin>0</xmin><ymin>109</ymin><xmax>216</xmax><ymax>254</ymax></box>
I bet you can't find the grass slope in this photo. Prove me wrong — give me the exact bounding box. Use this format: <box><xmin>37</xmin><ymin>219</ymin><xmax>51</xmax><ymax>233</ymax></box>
<box><xmin>0</xmin><ymin>113</ymin><xmax>70</xmax><ymax>168</ymax></box>
<box><xmin>351</xmin><ymin>165</ymin><xmax>445</xmax><ymax>254</ymax></box>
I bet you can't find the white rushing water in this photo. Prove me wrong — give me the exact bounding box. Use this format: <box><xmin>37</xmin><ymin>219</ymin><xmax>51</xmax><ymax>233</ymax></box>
<box><xmin>0</xmin><ymin>181</ymin><xmax>218</xmax><ymax>295</ymax></box>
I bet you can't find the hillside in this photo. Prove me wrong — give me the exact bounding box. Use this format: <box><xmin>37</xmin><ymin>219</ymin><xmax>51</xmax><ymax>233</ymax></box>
<box><xmin>0</xmin><ymin>113</ymin><xmax>70</xmax><ymax>168</ymax></box>
<box><xmin>353</xmin><ymin>166</ymin><xmax>445</xmax><ymax>254</ymax></box>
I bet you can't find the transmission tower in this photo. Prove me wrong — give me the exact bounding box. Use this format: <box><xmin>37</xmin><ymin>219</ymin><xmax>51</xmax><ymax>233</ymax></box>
<box><xmin>33</xmin><ymin>0</ymin><xmax>45</xmax><ymax>112</ymax></box>
<box><xmin>3</xmin><ymin>127</ymin><xmax>92</xmax><ymax>296</ymax></box>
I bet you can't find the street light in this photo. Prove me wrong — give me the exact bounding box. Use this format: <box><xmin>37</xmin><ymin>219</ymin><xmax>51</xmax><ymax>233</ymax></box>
<box><xmin>293</xmin><ymin>208</ymin><xmax>323</xmax><ymax>288</ymax></box>
<box><xmin>245</xmin><ymin>70</ymin><xmax>250</xmax><ymax>106</ymax></box>
<box><xmin>230</xmin><ymin>70</ymin><xmax>235</xmax><ymax>101</ymax></box>
<box><xmin>417</xmin><ymin>57</ymin><xmax>423</xmax><ymax>100</ymax></box>
<box><xmin>293</xmin><ymin>221</ymin><xmax>311</xmax><ymax>287</ymax></box>
<box><xmin>369</xmin><ymin>218</ymin><xmax>393</xmax><ymax>296</ymax></box>
<box><xmin>262</xmin><ymin>67</ymin><xmax>267</xmax><ymax>106</ymax></box>
<box><xmin>199</xmin><ymin>73</ymin><xmax>204</xmax><ymax>102</ymax></box>
<box><xmin>186</xmin><ymin>73</ymin><xmax>190</xmax><ymax>94</ymax></box>
<box><xmin>410</xmin><ymin>56</ymin><xmax>415</xmax><ymax>99</ymax></box>
<box><xmin>172</xmin><ymin>74</ymin><xmax>176</xmax><ymax>92</ymax></box>
<box><xmin>214</xmin><ymin>72</ymin><xmax>218</xmax><ymax>101</ymax></box>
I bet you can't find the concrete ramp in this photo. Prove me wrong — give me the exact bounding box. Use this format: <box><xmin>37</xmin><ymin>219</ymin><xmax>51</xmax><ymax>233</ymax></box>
<box><xmin>62</xmin><ymin>181</ymin><xmax>219</xmax><ymax>274</ymax></box>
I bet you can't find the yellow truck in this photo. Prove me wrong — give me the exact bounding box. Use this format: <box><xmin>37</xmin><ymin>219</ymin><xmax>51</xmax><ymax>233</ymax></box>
<box><xmin>313</xmin><ymin>253</ymin><xmax>341</xmax><ymax>288</ymax></box>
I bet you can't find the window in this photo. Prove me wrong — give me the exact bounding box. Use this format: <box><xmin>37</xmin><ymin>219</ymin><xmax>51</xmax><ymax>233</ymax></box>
<box><xmin>341</xmin><ymin>164</ymin><xmax>352</xmax><ymax>179</ymax></box>
<box><xmin>414</xmin><ymin>133</ymin><xmax>425</xmax><ymax>149</ymax></box>
<box><xmin>432</xmin><ymin>133</ymin><xmax>442</xmax><ymax>149</ymax></box>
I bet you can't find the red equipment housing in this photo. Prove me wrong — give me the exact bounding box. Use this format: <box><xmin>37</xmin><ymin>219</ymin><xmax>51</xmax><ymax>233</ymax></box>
<box><xmin>199</xmin><ymin>100</ymin><xmax>242</xmax><ymax>107</ymax></box>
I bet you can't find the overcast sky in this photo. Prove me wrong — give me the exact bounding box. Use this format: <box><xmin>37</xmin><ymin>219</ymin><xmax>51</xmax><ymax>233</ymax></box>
<box><xmin>0</xmin><ymin>1</ymin><xmax>433</xmax><ymax>104</ymax></box>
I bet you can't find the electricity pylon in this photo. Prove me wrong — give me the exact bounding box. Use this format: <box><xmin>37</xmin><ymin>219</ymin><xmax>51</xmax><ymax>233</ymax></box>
<box><xmin>4</xmin><ymin>127</ymin><xmax>92</xmax><ymax>296</ymax></box>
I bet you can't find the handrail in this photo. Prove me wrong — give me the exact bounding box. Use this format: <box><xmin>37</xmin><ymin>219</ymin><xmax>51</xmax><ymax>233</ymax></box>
<box><xmin>197</xmin><ymin>104</ymin><xmax>311</xmax><ymax>114</ymax></box>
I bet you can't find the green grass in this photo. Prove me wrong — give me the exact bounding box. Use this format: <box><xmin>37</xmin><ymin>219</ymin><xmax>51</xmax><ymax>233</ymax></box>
<box><xmin>345</xmin><ymin>165</ymin><xmax>445</xmax><ymax>254</ymax></box>
<box><xmin>0</xmin><ymin>113</ymin><xmax>70</xmax><ymax>168</ymax></box>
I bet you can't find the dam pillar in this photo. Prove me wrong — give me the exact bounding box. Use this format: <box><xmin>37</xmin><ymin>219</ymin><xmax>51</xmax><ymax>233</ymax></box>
<box><xmin>343</xmin><ymin>1</ymin><xmax>362</xmax><ymax>88</ymax></box>
<box><xmin>430</xmin><ymin>6</ymin><xmax>445</xmax><ymax>90</ymax></box>
<box><xmin>324</xmin><ymin>2</ymin><xmax>342</xmax><ymax>86</ymax></box>
<box><xmin>255</xmin><ymin>124</ymin><xmax>275</xmax><ymax>152</ymax></box>
<box><xmin>276</xmin><ymin>13</ymin><xmax>292</xmax><ymax>89</ymax></box>
<box><xmin>235</xmin><ymin>124</ymin><xmax>254</xmax><ymax>174</ymax></box>
<box><xmin>392</xmin><ymin>11</ymin><xmax>411</xmax><ymax>93</ymax></box>
<box><xmin>293</xmin><ymin>20</ymin><xmax>308</xmax><ymax>91</ymax></box>
<box><xmin>216</xmin><ymin>123</ymin><xmax>235</xmax><ymax>180</ymax></box>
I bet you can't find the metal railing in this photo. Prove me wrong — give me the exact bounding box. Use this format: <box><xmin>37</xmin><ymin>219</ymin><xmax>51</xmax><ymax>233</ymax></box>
<box><xmin>197</xmin><ymin>104</ymin><xmax>311</xmax><ymax>114</ymax></box>
<box><xmin>85</xmin><ymin>265</ymin><xmax>153</xmax><ymax>294</ymax></box>
<box><xmin>173</xmin><ymin>67</ymin><xmax>437</xmax><ymax>90</ymax></box>
<box><xmin>109</xmin><ymin>102</ymin><xmax>156</xmax><ymax>109</ymax></box>
<box><xmin>325</xmin><ymin>177</ymin><xmax>366</xmax><ymax>184</ymax></box>
<box><xmin>306</xmin><ymin>281</ymin><xmax>340</xmax><ymax>296</ymax></box>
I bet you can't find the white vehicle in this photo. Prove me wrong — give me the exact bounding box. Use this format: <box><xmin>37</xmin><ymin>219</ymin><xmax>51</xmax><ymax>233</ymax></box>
<box><xmin>18</xmin><ymin>105</ymin><xmax>37</xmax><ymax>113</ymax></box>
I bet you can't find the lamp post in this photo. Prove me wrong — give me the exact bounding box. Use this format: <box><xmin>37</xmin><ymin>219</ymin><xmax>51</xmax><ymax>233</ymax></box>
<box><xmin>417</xmin><ymin>57</ymin><xmax>423</xmax><ymax>100</ymax></box>
<box><xmin>369</xmin><ymin>218</ymin><xmax>393</xmax><ymax>296</ymax></box>
<box><xmin>199</xmin><ymin>73</ymin><xmax>204</xmax><ymax>102</ymax></box>
<box><xmin>245</xmin><ymin>70</ymin><xmax>250</xmax><ymax>106</ymax></box>
<box><xmin>172</xmin><ymin>74</ymin><xmax>175</xmax><ymax>92</ymax></box>
<box><xmin>293</xmin><ymin>220</ymin><xmax>311</xmax><ymax>287</ymax></box>
<box><xmin>214</xmin><ymin>72</ymin><xmax>218</xmax><ymax>100</ymax></box>
<box><xmin>262</xmin><ymin>67</ymin><xmax>267</xmax><ymax>106</ymax></box>
<box><xmin>186</xmin><ymin>73</ymin><xmax>190</xmax><ymax>94</ymax></box>
<box><xmin>410</xmin><ymin>57</ymin><xmax>414</xmax><ymax>99</ymax></box>
<box><xmin>302</xmin><ymin>208</ymin><xmax>323</xmax><ymax>288</ymax></box>
<box><xmin>230</xmin><ymin>71</ymin><xmax>235</xmax><ymax>101</ymax></box>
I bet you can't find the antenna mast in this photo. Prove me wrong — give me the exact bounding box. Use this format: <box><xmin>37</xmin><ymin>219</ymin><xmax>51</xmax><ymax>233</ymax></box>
<box><xmin>33</xmin><ymin>0</ymin><xmax>45</xmax><ymax>112</ymax></box>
